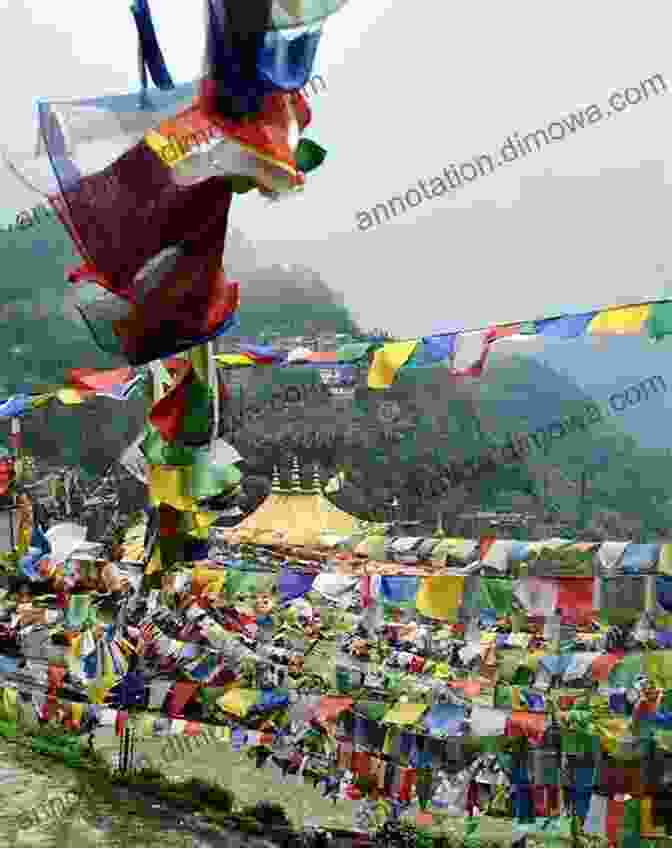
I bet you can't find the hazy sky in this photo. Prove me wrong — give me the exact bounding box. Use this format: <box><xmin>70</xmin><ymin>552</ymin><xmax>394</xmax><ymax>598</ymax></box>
<box><xmin>2</xmin><ymin>0</ymin><xmax>672</xmax><ymax>337</ymax></box>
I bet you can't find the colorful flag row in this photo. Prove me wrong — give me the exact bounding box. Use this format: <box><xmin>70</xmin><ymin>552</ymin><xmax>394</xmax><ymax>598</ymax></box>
<box><xmin>213</xmin><ymin>298</ymin><xmax>672</xmax><ymax>389</ymax></box>
<box><xmin>0</xmin><ymin>368</ymin><xmax>145</xmax><ymax>418</ymax></box>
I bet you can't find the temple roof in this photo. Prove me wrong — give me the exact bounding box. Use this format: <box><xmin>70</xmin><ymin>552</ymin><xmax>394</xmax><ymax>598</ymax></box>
<box><xmin>220</xmin><ymin>458</ymin><xmax>362</xmax><ymax>547</ymax></box>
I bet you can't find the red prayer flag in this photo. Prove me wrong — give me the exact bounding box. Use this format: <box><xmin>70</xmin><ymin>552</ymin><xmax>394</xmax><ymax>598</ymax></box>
<box><xmin>58</xmin><ymin>142</ymin><xmax>239</xmax><ymax>365</ymax></box>
<box><xmin>115</xmin><ymin>709</ymin><xmax>129</xmax><ymax>737</ymax></box>
<box><xmin>148</xmin><ymin>361</ymin><xmax>210</xmax><ymax>443</ymax></box>
<box><xmin>350</xmin><ymin>750</ymin><xmax>370</xmax><ymax>777</ymax></box>
<box><xmin>398</xmin><ymin>768</ymin><xmax>417</xmax><ymax>803</ymax></box>
<box><xmin>479</xmin><ymin>536</ymin><xmax>496</xmax><ymax>560</ymax></box>
<box><xmin>317</xmin><ymin>696</ymin><xmax>353</xmax><ymax>723</ymax></box>
<box><xmin>557</xmin><ymin>578</ymin><xmax>596</xmax><ymax>626</ymax></box>
<box><xmin>591</xmin><ymin>653</ymin><xmax>625</xmax><ymax>681</ymax></box>
<box><xmin>167</xmin><ymin>682</ymin><xmax>200</xmax><ymax>719</ymax></box>
<box><xmin>66</xmin><ymin>367</ymin><xmax>133</xmax><ymax>391</ymax></box>
<box><xmin>47</xmin><ymin>664</ymin><xmax>66</xmax><ymax>694</ymax></box>
<box><xmin>158</xmin><ymin>505</ymin><xmax>181</xmax><ymax>538</ymax></box>
<box><xmin>606</xmin><ymin>798</ymin><xmax>625</xmax><ymax>847</ymax></box>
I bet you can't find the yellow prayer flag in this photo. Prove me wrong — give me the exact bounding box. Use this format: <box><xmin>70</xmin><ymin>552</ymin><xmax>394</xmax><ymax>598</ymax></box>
<box><xmin>511</xmin><ymin>687</ymin><xmax>523</xmax><ymax>712</ymax></box>
<box><xmin>588</xmin><ymin>305</ymin><xmax>650</xmax><ymax>335</ymax></box>
<box><xmin>148</xmin><ymin>466</ymin><xmax>198</xmax><ymax>512</ymax></box>
<box><xmin>68</xmin><ymin>634</ymin><xmax>82</xmax><ymax>660</ymax></box>
<box><xmin>382</xmin><ymin>702</ymin><xmax>428</xmax><ymax>726</ymax></box>
<box><xmin>145</xmin><ymin>547</ymin><xmax>162</xmax><ymax>575</ymax></box>
<box><xmin>144</xmin><ymin>129</ymin><xmax>187</xmax><ymax>166</ymax></box>
<box><xmin>31</xmin><ymin>393</ymin><xmax>55</xmax><ymax>409</ymax></box>
<box><xmin>367</xmin><ymin>341</ymin><xmax>418</xmax><ymax>389</ymax></box>
<box><xmin>192</xmin><ymin>511</ymin><xmax>219</xmax><ymax>530</ymax></box>
<box><xmin>216</xmin><ymin>688</ymin><xmax>258</xmax><ymax>719</ymax></box>
<box><xmin>641</xmin><ymin>797</ymin><xmax>659</xmax><ymax>838</ymax></box>
<box><xmin>415</xmin><ymin>576</ymin><xmax>464</xmax><ymax>622</ymax></box>
<box><xmin>56</xmin><ymin>388</ymin><xmax>85</xmax><ymax>405</ymax></box>
<box><xmin>214</xmin><ymin>354</ymin><xmax>256</xmax><ymax>367</ymax></box>
<box><xmin>192</xmin><ymin>566</ymin><xmax>226</xmax><ymax>595</ymax></box>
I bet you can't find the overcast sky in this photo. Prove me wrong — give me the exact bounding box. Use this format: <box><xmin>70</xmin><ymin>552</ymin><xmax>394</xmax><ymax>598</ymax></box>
<box><xmin>1</xmin><ymin>0</ymin><xmax>672</xmax><ymax>338</ymax></box>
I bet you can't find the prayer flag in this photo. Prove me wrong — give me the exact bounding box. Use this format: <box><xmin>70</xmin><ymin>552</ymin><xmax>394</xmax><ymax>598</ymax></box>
<box><xmin>588</xmin><ymin>305</ymin><xmax>650</xmax><ymax>335</ymax></box>
<box><xmin>149</xmin><ymin>361</ymin><xmax>211</xmax><ymax>444</ymax></box>
<box><xmin>368</xmin><ymin>341</ymin><xmax>418</xmax><ymax>389</ymax></box>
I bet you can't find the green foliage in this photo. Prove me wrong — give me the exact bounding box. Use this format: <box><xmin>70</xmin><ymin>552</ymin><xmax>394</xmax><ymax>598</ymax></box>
<box><xmin>0</xmin><ymin>216</ymin><xmax>117</xmax><ymax>392</ymax></box>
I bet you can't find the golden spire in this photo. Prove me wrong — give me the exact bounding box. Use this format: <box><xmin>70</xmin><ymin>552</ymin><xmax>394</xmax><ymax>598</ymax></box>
<box><xmin>311</xmin><ymin>462</ymin><xmax>322</xmax><ymax>494</ymax></box>
<box><xmin>290</xmin><ymin>456</ymin><xmax>302</xmax><ymax>493</ymax></box>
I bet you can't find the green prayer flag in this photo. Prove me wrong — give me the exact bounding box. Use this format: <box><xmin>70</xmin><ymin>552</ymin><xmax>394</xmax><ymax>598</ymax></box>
<box><xmin>608</xmin><ymin>653</ymin><xmax>644</xmax><ymax>689</ymax></box>
<box><xmin>335</xmin><ymin>343</ymin><xmax>373</xmax><ymax>363</ymax></box>
<box><xmin>495</xmin><ymin>682</ymin><xmax>513</xmax><ymax>710</ymax></box>
<box><xmin>295</xmin><ymin>138</ymin><xmax>327</xmax><ymax>173</ymax></box>
<box><xmin>519</xmin><ymin>321</ymin><xmax>538</xmax><ymax>335</ymax></box>
<box><xmin>479</xmin><ymin>577</ymin><xmax>514</xmax><ymax>615</ymax></box>
<box><xmin>354</xmin><ymin>701</ymin><xmax>388</xmax><ymax>722</ymax></box>
<box><xmin>511</xmin><ymin>666</ymin><xmax>534</xmax><ymax>686</ymax></box>
<box><xmin>180</xmin><ymin>378</ymin><xmax>212</xmax><ymax>442</ymax></box>
<box><xmin>464</xmin><ymin>817</ymin><xmax>480</xmax><ymax>848</ymax></box>
<box><xmin>142</xmin><ymin>425</ymin><xmax>197</xmax><ymax>466</ymax></box>
<box><xmin>225</xmin><ymin>569</ymin><xmax>263</xmax><ymax>598</ymax></box>
<box><xmin>646</xmin><ymin>300</ymin><xmax>672</xmax><ymax>341</ymax></box>
<box><xmin>621</xmin><ymin>797</ymin><xmax>641</xmax><ymax>848</ymax></box>
<box><xmin>189</xmin><ymin>452</ymin><xmax>241</xmax><ymax>499</ymax></box>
